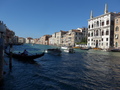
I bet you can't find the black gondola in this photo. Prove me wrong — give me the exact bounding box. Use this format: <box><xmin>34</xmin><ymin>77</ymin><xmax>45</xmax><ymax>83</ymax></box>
<box><xmin>111</xmin><ymin>49</ymin><xmax>120</xmax><ymax>52</ymax></box>
<box><xmin>5</xmin><ymin>51</ymin><xmax>45</xmax><ymax>60</ymax></box>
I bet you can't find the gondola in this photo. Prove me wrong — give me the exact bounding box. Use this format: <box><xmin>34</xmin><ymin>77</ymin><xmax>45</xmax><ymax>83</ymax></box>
<box><xmin>5</xmin><ymin>51</ymin><xmax>45</xmax><ymax>60</ymax></box>
<box><xmin>111</xmin><ymin>49</ymin><xmax>120</xmax><ymax>52</ymax></box>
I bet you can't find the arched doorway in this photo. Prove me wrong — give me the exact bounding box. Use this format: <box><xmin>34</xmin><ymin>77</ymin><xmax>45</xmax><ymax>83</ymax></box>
<box><xmin>96</xmin><ymin>40</ymin><xmax>98</xmax><ymax>48</ymax></box>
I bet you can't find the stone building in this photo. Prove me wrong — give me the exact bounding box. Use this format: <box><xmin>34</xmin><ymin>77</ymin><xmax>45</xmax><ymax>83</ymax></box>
<box><xmin>62</xmin><ymin>29</ymin><xmax>84</xmax><ymax>46</ymax></box>
<box><xmin>39</xmin><ymin>35</ymin><xmax>51</xmax><ymax>45</ymax></box>
<box><xmin>25</xmin><ymin>37</ymin><xmax>33</xmax><ymax>44</ymax></box>
<box><xmin>87</xmin><ymin>4</ymin><xmax>116</xmax><ymax>49</ymax></box>
<box><xmin>5</xmin><ymin>28</ymin><xmax>15</xmax><ymax>44</ymax></box>
<box><xmin>49</xmin><ymin>33</ymin><xmax>57</xmax><ymax>45</ymax></box>
<box><xmin>114</xmin><ymin>13</ymin><xmax>120</xmax><ymax>48</ymax></box>
<box><xmin>18</xmin><ymin>37</ymin><xmax>26</xmax><ymax>44</ymax></box>
<box><xmin>55</xmin><ymin>30</ymin><xmax>68</xmax><ymax>46</ymax></box>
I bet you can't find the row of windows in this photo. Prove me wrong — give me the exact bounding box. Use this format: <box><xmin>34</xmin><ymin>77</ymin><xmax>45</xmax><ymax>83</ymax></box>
<box><xmin>75</xmin><ymin>32</ymin><xmax>83</xmax><ymax>35</ymax></box>
<box><xmin>88</xmin><ymin>30</ymin><xmax>109</xmax><ymax>37</ymax></box>
<box><xmin>88</xmin><ymin>43</ymin><xmax>109</xmax><ymax>46</ymax></box>
<box><xmin>91</xmin><ymin>43</ymin><xmax>108</xmax><ymax>46</ymax></box>
<box><xmin>88</xmin><ymin>38</ymin><xmax>109</xmax><ymax>42</ymax></box>
<box><xmin>88</xmin><ymin>20</ymin><xmax>109</xmax><ymax>29</ymax></box>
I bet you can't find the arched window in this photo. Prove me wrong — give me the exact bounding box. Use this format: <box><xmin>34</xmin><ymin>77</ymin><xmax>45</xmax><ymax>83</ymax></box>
<box><xmin>106</xmin><ymin>20</ymin><xmax>109</xmax><ymax>25</ymax></box>
<box><xmin>115</xmin><ymin>34</ymin><xmax>119</xmax><ymax>39</ymax></box>
<box><xmin>116</xmin><ymin>26</ymin><xmax>119</xmax><ymax>31</ymax></box>
<box><xmin>94</xmin><ymin>30</ymin><xmax>95</xmax><ymax>36</ymax></box>
<box><xmin>102</xmin><ymin>31</ymin><xmax>104</xmax><ymax>36</ymax></box>
<box><xmin>96</xmin><ymin>30</ymin><xmax>98</xmax><ymax>36</ymax></box>
<box><xmin>116</xmin><ymin>19</ymin><xmax>118</xmax><ymax>24</ymax></box>
<box><xmin>88</xmin><ymin>25</ymin><xmax>90</xmax><ymax>29</ymax></box>
<box><xmin>91</xmin><ymin>32</ymin><xmax>93</xmax><ymax>36</ymax></box>
<box><xmin>92</xmin><ymin>24</ymin><xmax>93</xmax><ymax>28</ymax></box>
<box><xmin>102</xmin><ymin>21</ymin><xmax>104</xmax><ymax>26</ymax></box>
<box><xmin>88</xmin><ymin>33</ymin><xmax>90</xmax><ymax>37</ymax></box>
<box><xmin>115</xmin><ymin>42</ymin><xmax>118</xmax><ymax>47</ymax></box>
<box><xmin>97</xmin><ymin>21</ymin><xmax>99</xmax><ymax>26</ymax></box>
<box><xmin>106</xmin><ymin>30</ymin><xmax>109</xmax><ymax>35</ymax></box>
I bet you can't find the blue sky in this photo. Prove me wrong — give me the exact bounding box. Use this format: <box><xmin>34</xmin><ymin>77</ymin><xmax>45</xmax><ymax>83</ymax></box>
<box><xmin>0</xmin><ymin>0</ymin><xmax>120</xmax><ymax>38</ymax></box>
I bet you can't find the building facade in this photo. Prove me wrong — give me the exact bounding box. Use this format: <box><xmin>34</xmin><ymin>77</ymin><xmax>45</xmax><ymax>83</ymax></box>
<box><xmin>62</xmin><ymin>29</ymin><xmax>85</xmax><ymax>46</ymax></box>
<box><xmin>49</xmin><ymin>33</ymin><xmax>56</xmax><ymax>45</ymax></box>
<box><xmin>18</xmin><ymin>37</ymin><xmax>26</xmax><ymax>44</ymax></box>
<box><xmin>114</xmin><ymin>14</ymin><xmax>120</xmax><ymax>48</ymax></box>
<box><xmin>55</xmin><ymin>30</ymin><xmax>68</xmax><ymax>46</ymax></box>
<box><xmin>25</xmin><ymin>37</ymin><xmax>33</xmax><ymax>43</ymax></box>
<box><xmin>87</xmin><ymin>4</ymin><xmax>116</xmax><ymax>49</ymax></box>
<box><xmin>5</xmin><ymin>28</ymin><xmax>15</xmax><ymax>44</ymax></box>
<box><xmin>39</xmin><ymin>35</ymin><xmax>51</xmax><ymax>45</ymax></box>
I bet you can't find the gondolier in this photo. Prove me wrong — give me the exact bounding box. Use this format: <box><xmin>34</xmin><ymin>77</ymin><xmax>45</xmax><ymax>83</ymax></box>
<box><xmin>22</xmin><ymin>49</ymin><xmax>28</xmax><ymax>55</ymax></box>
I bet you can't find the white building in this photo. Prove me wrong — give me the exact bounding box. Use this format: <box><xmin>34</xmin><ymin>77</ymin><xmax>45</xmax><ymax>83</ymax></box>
<box><xmin>25</xmin><ymin>37</ymin><xmax>33</xmax><ymax>43</ymax></box>
<box><xmin>87</xmin><ymin>4</ymin><xmax>116</xmax><ymax>49</ymax></box>
<box><xmin>49</xmin><ymin>33</ymin><xmax>56</xmax><ymax>45</ymax></box>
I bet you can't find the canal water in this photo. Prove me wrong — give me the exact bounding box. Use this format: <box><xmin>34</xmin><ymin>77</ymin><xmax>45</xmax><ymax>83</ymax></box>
<box><xmin>0</xmin><ymin>44</ymin><xmax>120</xmax><ymax>90</ymax></box>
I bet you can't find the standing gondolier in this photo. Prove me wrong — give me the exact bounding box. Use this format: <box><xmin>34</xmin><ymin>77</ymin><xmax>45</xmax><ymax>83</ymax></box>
<box><xmin>0</xmin><ymin>21</ymin><xmax>6</xmax><ymax>84</ymax></box>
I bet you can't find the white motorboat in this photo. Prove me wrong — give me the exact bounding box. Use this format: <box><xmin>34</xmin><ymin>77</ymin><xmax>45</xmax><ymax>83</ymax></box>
<box><xmin>64</xmin><ymin>48</ymin><xmax>75</xmax><ymax>53</ymax></box>
<box><xmin>61</xmin><ymin>46</ymin><xmax>68</xmax><ymax>49</ymax></box>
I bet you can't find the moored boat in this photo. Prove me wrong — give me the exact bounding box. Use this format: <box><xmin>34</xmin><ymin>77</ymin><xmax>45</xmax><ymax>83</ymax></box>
<box><xmin>93</xmin><ymin>48</ymin><xmax>102</xmax><ymax>50</ymax></box>
<box><xmin>73</xmin><ymin>46</ymin><xmax>80</xmax><ymax>49</ymax></box>
<box><xmin>80</xmin><ymin>48</ymin><xmax>89</xmax><ymax>50</ymax></box>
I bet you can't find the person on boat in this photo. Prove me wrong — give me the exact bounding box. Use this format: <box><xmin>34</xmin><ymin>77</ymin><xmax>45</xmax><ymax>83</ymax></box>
<box><xmin>22</xmin><ymin>49</ymin><xmax>28</xmax><ymax>56</ymax></box>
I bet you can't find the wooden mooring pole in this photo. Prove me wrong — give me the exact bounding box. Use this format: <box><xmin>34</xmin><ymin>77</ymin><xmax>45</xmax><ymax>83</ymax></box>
<box><xmin>0</xmin><ymin>21</ymin><xmax>6</xmax><ymax>84</ymax></box>
<box><xmin>9</xmin><ymin>44</ymin><xmax>13</xmax><ymax>71</ymax></box>
<box><xmin>0</xmin><ymin>38</ymin><xmax>4</xmax><ymax>84</ymax></box>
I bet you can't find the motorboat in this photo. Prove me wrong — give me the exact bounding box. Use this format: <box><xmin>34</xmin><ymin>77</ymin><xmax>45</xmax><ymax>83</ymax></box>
<box><xmin>45</xmin><ymin>48</ymin><xmax>62</xmax><ymax>55</ymax></box>
<box><xmin>64</xmin><ymin>48</ymin><xmax>75</xmax><ymax>53</ymax></box>
<box><xmin>61</xmin><ymin>46</ymin><xmax>68</xmax><ymax>49</ymax></box>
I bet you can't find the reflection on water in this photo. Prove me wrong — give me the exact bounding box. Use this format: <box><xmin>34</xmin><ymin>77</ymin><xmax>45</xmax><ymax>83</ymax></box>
<box><xmin>1</xmin><ymin>44</ymin><xmax>120</xmax><ymax>90</ymax></box>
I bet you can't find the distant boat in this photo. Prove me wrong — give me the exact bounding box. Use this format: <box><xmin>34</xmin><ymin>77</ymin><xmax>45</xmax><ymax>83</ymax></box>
<box><xmin>61</xmin><ymin>46</ymin><xmax>73</xmax><ymax>50</ymax></box>
<box><xmin>45</xmin><ymin>48</ymin><xmax>62</xmax><ymax>55</ymax></box>
<box><xmin>73</xmin><ymin>46</ymin><xmax>80</xmax><ymax>49</ymax></box>
<box><xmin>80</xmin><ymin>47</ymin><xmax>89</xmax><ymax>50</ymax></box>
<box><xmin>61</xmin><ymin>46</ymin><xmax>68</xmax><ymax>49</ymax></box>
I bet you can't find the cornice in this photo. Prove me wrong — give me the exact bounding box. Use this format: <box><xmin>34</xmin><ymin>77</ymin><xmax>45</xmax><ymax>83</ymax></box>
<box><xmin>88</xmin><ymin>12</ymin><xmax>114</xmax><ymax>21</ymax></box>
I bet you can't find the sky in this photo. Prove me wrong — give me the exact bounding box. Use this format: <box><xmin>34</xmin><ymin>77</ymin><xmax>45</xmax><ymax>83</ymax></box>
<box><xmin>0</xmin><ymin>0</ymin><xmax>120</xmax><ymax>38</ymax></box>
